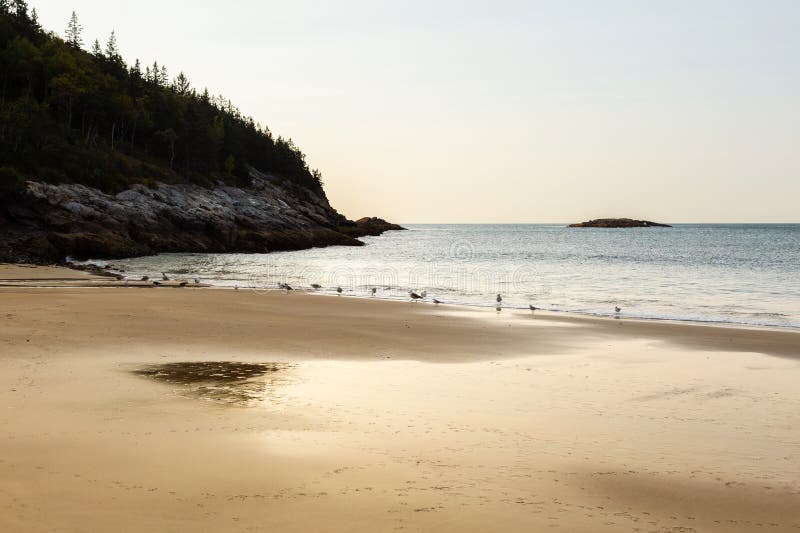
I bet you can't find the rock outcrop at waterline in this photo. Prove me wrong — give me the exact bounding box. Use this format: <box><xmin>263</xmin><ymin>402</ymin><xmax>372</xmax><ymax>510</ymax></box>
<box><xmin>0</xmin><ymin>171</ymin><xmax>404</xmax><ymax>263</ymax></box>
<box><xmin>569</xmin><ymin>218</ymin><xmax>672</xmax><ymax>228</ymax></box>
<box><xmin>338</xmin><ymin>217</ymin><xmax>406</xmax><ymax>237</ymax></box>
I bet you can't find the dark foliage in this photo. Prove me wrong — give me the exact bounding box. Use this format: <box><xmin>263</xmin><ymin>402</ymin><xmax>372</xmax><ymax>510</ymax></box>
<box><xmin>0</xmin><ymin>5</ymin><xmax>324</xmax><ymax>194</ymax></box>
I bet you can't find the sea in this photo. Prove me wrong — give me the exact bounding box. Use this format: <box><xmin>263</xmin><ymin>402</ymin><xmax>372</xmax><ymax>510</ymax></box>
<box><xmin>106</xmin><ymin>224</ymin><xmax>800</xmax><ymax>329</ymax></box>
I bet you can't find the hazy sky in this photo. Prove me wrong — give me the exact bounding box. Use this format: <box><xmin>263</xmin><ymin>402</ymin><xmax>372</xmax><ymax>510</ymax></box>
<box><xmin>33</xmin><ymin>1</ymin><xmax>799</xmax><ymax>223</ymax></box>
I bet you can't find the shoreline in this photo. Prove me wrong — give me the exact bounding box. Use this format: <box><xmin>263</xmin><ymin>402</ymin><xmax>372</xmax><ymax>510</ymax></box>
<box><xmin>7</xmin><ymin>259</ymin><xmax>800</xmax><ymax>332</ymax></box>
<box><xmin>4</xmin><ymin>261</ymin><xmax>799</xmax><ymax>336</ymax></box>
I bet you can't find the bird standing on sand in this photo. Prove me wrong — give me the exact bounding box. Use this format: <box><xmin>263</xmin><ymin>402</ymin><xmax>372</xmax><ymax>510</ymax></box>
<box><xmin>152</xmin><ymin>281</ymin><xmax>161</xmax><ymax>287</ymax></box>
<box><xmin>410</xmin><ymin>292</ymin><xmax>423</xmax><ymax>301</ymax></box>
<box><xmin>615</xmin><ymin>306</ymin><xmax>622</xmax><ymax>313</ymax></box>
<box><xmin>162</xmin><ymin>273</ymin><xmax>169</xmax><ymax>281</ymax></box>
<box><xmin>421</xmin><ymin>290</ymin><xmax>427</xmax><ymax>299</ymax></box>
<box><xmin>371</xmin><ymin>287</ymin><xmax>377</xmax><ymax>296</ymax></box>
<box><xmin>433</xmin><ymin>299</ymin><xmax>443</xmax><ymax>305</ymax></box>
<box><xmin>234</xmin><ymin>284</ymin><xmax>239</xmax><ymax>291</ymax></box>
<box><xmin>496</xmin><ymin>294</ymin><xmax>503</xmax><ymax>304</ymax></box>
<box><xmin>124</xmin><ymin>277</ymin><xmax>129</xmax><ymax>287</ymax></box>
<box><xmin>179</xmin><ymin>281</ymin><xmax>188</xmax><ymax>287</ymax></box>
<box><xmin>311</xmin><ymin>283</ymin><xmax>322</xmax><ymax>290</ymax></box>
<box><xmin>337</xmin><ymin>286</ymin><xmax>343</xmax><ymax>295</ymax></box>
<box><xmin>529</xmin><ymin>305</ymin><xmax>538</xmax><ymax>312</ymax></box>
<box><xmin>141</xmin><ymin>275</ymin><xmax>149</xmax><ymax>282</ymax></box>
<box><xmin>194</xmin><ymin>277</ymin><xmax>200</xmax><ymax>285</ymax></box>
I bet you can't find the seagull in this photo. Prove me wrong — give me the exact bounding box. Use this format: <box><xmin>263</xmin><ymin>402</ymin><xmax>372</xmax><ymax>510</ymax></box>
<box><xmin>410</xmin><ymin>292</ymin><xmax>423</xmax><ymax>301</ymax></box>
<box><xmin>179</xmin><ymin>281</ymin><xmax>188</xmax><ymax>287</ymax></box>
<box><xmin>194</xmin><ymin>277</ymin><xmax>200</xmax><ymax>285</ymax></box>
<box><xmin>421</xmin><ymin>290</ymin><xmax>427</xmax><ymax>298</ymax></box>
<box><xmin>152</xmin><ymin>281</ymin><xmax>161</xmax><ymax>287</ymax></box>
<box><xmin>337</xmin><ymin>286</ymin><xmax>343</xmax><ymax>294</ymax></box>
<box><xmin>371</xmin><ymin>287</ymin><xmax>377</xmax><ymax>296</ymax></box>
<box><xmin>141</xmin><ymin>275</ymin><xmax>149</xmax><ymax>282</ymax></box>
<box><xmin>615</xmin><ymin>306</ymin><xmax>622</xmax><ymax>313</ymax></box>
<box><xmin>162</xmin><ymin>272</ymin><xmax>170</xmax><ymax>281</ymax></box>
<box><xmin>311</xmin><ymin>284</ymin><xmax>322</xmax><ymax>290</ymax></box>
<box><xmin>496</xmin><ymin>294</ymin><xmax>503</xmax><ymax>304</ymax></box>
<box><xmin>284</xmin><ymin>284</ymin><xmax>294</xmax><ymax>291</ymax></box>
<box><xmin>124</xmin><ymin>277</ymin><xmax>129</xmax><ymax>287</ymax></box>
<box><xmin>433</xmin><ymin>298</ymin><xmax>443</xmax><ymax>304</ymax></box>
<box><xmin>234</xmin><ymin>284</ymin><xmax>239</xmax><ymax>291</ymax></box>
<box><xmin>529</xmin><ymin>305</ymin><xmax>538</xmax><ymax>312</ymax></box>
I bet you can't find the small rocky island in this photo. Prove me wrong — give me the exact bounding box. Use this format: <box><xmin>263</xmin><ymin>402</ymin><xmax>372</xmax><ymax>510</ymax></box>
<box><xmin>569</xmin><ymin>218</ymin><xmax>672</xmax><ymax>228</ymax></box>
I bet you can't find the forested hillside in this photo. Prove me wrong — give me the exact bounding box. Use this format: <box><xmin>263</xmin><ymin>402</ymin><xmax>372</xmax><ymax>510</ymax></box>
<box><xmin>0</xmin><ymin>2</ymin><xmax>324</xmax><ymax>194</ymax></box>
<box><xmin>0</xmin><ymin>3</ymin><xmax>404</xmax><ymax>264</ymax></box>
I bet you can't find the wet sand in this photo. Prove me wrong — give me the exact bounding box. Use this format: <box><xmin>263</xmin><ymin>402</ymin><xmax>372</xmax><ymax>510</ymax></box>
<box><xmin>1</xmin><ymin>264</ymin><xmax>799</xmax><ymax>532</ymax></box>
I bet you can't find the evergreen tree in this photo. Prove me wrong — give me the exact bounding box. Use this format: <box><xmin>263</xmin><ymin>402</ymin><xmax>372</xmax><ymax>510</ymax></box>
<box><xmin>174</xmin><ymin>72</ymin><xmax>190</xmax><ymax>95</ymax></box>
<box><xmin>159</xmin><ymin>65</ymin><xmax>168</xmax><ymax>86</ymax></box>
<box><xmin>65</xmin><ymin>11</ymin><xmax>82</xmax><ymax>49</ymax></box>
<box><xmin>29</xmin><ymin>6</ymin><xmax>39</xmax><ymax>30</ymax></box>
<box><xmin>91</xmin><ymin>39</ymin><xmax>102</xmax><ymax>57</ymax></box>
<box><xmin>105</xmin><ymin>30</ymin><xmax>120</xmax><ymax>62</ymax></box>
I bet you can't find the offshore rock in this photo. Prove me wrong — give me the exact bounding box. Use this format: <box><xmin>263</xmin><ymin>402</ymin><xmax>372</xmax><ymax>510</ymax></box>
<box><xmin>569</xmin><ymin>218</ymin><xmax>672</xmax><ymax>228</ymax></box>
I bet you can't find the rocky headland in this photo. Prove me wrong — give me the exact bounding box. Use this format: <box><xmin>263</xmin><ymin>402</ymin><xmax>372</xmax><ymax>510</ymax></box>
<box><xmin>0</xmin><ymin>169</ymin><xmax>404</xmax><ymax>264</ymax></box>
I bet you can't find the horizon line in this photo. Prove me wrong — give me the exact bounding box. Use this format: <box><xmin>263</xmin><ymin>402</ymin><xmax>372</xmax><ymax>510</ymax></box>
<box><xmin>393</xmin><ymin>221</ymin><xmax>800</xmax><ymax>225</ymax></box>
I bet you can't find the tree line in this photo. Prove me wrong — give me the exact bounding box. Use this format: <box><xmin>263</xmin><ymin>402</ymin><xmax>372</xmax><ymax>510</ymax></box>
<box><xmin>0</xmin><ymin>3</ymin><xmax>325</xmax><ymax>193</ymax></box>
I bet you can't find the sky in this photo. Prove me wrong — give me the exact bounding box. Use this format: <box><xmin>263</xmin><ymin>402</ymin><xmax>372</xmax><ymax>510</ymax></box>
<box><xmin>33</xmin><ymin>1</ymin><xmax>800</xmax><ymax>223</ymax></box>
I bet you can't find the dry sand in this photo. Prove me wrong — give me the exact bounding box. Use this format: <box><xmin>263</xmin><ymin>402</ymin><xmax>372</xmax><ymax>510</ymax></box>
<box><xmin>1</xmin><ymin>264</ymin><xmax>799</xmax><ymax>532</ymax></box>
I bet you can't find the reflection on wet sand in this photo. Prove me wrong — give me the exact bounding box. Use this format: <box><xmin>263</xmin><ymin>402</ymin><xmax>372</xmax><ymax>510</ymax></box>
<box><xmin>133</xmin><ymin>361</ymin><xmax>294</xmax><ymax>406</ymax></box>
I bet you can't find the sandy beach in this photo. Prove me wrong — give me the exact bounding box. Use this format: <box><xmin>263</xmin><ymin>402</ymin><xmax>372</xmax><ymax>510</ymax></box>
<box><xmin>1</xmin><ymin>264</ymin><xmax>799</xmax><ymax>532</ymax></box>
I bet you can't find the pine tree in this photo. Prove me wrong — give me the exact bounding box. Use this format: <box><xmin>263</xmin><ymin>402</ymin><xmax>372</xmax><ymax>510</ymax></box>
<box><xmin>131</xmin><ymin>59</ymin><xmax>142</xmax><ymax>78</ymax></box>
<box><xmin>30</xmin><ymin>6</ymin><xmax>39</xmax><ymax>29</ymax></box>
<box><xmin>105</xmin><ymin>30</ymin><xmax>120</xmax><ymax>62</ymax></box>
<box><xmin>92</xmin><ymin>39</ymin><xmax>102</xmax><ymax>57</ymax></box>
<box><xmin>174</xmin><ymin>72</ymin><xmax>190</xmax><ymax>95</ymax></box>
<box><xmin>65</xmin><ymin>11</ymin><xmax>83</xmax><ymax>49</ymax></box>
<box><xmin>159</xmin><ymin>65</ymin><xmax>168</xmax><ymax>86</ymax></box>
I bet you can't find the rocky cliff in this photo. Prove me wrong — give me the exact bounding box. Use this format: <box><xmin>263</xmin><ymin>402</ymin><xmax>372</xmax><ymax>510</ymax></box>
<box><xmin>0</xmin><ymin>170</ymin><xmax>403</xmax><ymax>263</ymax></box>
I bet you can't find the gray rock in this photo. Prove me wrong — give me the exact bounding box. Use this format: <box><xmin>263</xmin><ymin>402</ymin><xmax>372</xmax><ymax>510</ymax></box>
<box><xmin>0</xmin><ymin>169</ymin><xmax>402</xmax><ymax>263</ymax></box>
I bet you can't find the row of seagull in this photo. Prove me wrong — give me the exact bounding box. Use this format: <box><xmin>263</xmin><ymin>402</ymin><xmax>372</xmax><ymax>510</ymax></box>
<box><xmin>282</xmin><ymin>283</ymin><xmax>381</xmax><ymax>296</ymax></box>
<box><xmin>137</xmin><ymin>276</ymin><xmax>625</xmax><ymax>315</ymax></box>
<box><xmin>118</xmin><ymin>272</ymin><xmax>203</xmax><ymax>288</ymax></box>
<box><xmin>414</xmin><ymin>290</ymin><xmax>623</xmax><ymax>315</ymax></box>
